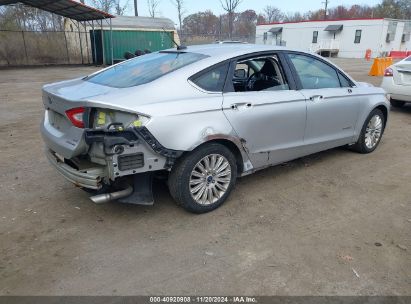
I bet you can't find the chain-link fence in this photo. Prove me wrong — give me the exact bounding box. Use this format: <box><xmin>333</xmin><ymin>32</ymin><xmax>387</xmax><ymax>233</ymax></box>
<box><xmin>0</xmin><ymin>30</ymin><xmax>92</xmax><ymax>66</ymax></box>
<box><xmin>0</xmin><ymin>30</ymin><xmax>256</xmax><ymax>66</ymax></box>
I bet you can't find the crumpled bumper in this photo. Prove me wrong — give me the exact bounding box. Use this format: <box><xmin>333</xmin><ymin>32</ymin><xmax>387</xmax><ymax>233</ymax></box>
<box><xmin>45</xmin><ymin>149</ymin><xmax>106</xmax><ymax>190</ymax></box>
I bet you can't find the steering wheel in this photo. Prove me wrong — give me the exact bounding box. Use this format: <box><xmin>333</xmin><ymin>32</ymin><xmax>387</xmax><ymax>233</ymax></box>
<box><xmin>245</xmin><ymin>72</ymin><xmax>262</xmax><ymax>91</ymax></box>
<box><xmin>246</xmin><ymin>72</ymin><xmax>281</xmax><ymax>91</ymax></box>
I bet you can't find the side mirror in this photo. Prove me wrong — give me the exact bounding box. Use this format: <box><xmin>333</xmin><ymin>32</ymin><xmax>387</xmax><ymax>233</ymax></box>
<box><xmin>234</xmin><ymin>69</ymin><xmax>246</xmax><ymax>78</ymax></box>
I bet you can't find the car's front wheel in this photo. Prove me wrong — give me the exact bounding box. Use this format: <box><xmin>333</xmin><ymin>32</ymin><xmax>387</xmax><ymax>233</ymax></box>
<box><xmin>390</xmin><ymin>99</ymin><xmax>405</xmax><ymax>108</ymax></box>
<box><xmin>351</xmin><ymin>108</ymin><xmax>385</xmax><ymax>154</ymax></box>
<box><xmin>168</xmin><ymin>143</ymin><xmax>237</xmax><ymax>213</ymax></box>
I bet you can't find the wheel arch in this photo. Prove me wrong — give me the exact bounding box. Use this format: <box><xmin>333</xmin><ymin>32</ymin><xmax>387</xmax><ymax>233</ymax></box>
<box><xmin>375</xmin><ymin>104</ymin><xmax>388</xmax><ymax>128</ymax></box>
<box><xmin>186</xmin><ymin>137</ymin><xmax>248</xmax><ymax>174</ymax></box>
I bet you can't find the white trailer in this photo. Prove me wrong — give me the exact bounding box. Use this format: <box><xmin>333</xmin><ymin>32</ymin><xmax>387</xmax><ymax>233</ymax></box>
<box><xmin>256</xmin><ymin>18</ymin><xmax>411</xmax><ymax>58</ymax></box>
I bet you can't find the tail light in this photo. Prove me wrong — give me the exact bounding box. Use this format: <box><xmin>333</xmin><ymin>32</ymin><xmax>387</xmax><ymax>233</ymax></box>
<box><xmin>65</xmin><ymin>107</ymin><xmax>85</xmax><ymax>128</ymax></box>
<box><xmin>384</xmin><ymin>67</ymin><xmax>393</xmax><ymax>77</ymax></box>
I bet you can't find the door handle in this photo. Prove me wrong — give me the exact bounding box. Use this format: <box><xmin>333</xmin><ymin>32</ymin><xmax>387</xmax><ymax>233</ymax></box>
<box><xmin>309</xmin><ymin>95</ymin><xmax>324</xmax><ymax>101</ymax></box>
<box><xmin>231</xmin><ymin>102</ymin><xmax>252</xmax><ymax>110</ymax></box>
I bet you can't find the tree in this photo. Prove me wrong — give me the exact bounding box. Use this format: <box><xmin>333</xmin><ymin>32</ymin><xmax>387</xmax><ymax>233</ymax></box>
<box><xmin>263</xmin><ymin>5</ymin><xmax>283</xmax><ymax>23</ymax></box>
<box><xmin>374</xmin><ymin>0</ymin><xmax>411</xmax><ymax>19</ymax></box>
<box><xmin>147</xmin><ymin>0</ymin><xmax>160</xmax><ymax>18</ymax></box>
<box><xmin>220</xmin><ymin>0</ymin><xmax>242</xmax><ymax>39</ymax></box>
<box><xmin>182</xmin><ymin>10</ymin><xmax>219</xmax><ymax>35</ymax></box>
<box><xmin>170</xmin><ymin>0</ymin><xmax>185</xmax><ymax>30</ymax></box>
<box><xmin>90</xmin><ymin>0</ymin><xmax>114</xmax><ymax>12</ymax></box>
<box><xmin>114</xmin><ymin>0</ymin><xmax>128</xmax><ymax>15</ymax></box>
<box><xmin>257</xmin><ymin>14</ymin><xmax>267</xmax><ymax>25</ymax></box>
<box><xmin>234</xmin><ymin>10</ymin><xmax>257</xmax><ymax>38</ymax></box>
<box><xmin>283</xmin><ymin>12</ymin><xmax>304</xmax><ymax>22</ymax></box>
<box><xmin>89</xmin><ymin>0</ymin><xmax>128</xmax><ymax>15</ymax></box>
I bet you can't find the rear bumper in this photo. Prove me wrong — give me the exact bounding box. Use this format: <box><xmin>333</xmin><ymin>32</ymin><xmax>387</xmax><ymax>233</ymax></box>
<box><xmin>41</xmin><ymin>111</ymin><xmax>87</xmax><ymax>159</ymax></box>
<box><xmin>390</xmin><ymin>94</ymin><xmax>411</xmax><ymax>103</ymax></box>
<box><xmin>381</xmin><ymin>77</ymin><xmax>411</xmax><ymax>102</ymax></box>
<box><xmin>45</xmin><ymin>149</ymin><xmax>105</xmax><ymax>190</ymax></box>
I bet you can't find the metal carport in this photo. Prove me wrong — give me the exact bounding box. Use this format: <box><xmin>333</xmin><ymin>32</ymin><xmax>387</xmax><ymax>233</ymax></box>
<box><xmin>0</xmin><ymin>0</ymin><xmax>115</xmax><ymax>65</ymax></box>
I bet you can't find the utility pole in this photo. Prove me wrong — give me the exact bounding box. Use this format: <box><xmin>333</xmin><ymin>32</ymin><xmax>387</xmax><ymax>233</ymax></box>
<box><xmin>134</xmin><ymin>0</ymin><xmax>138</xmax><ymax>16</ymax></box>
<box><xmin>322</xmin><ymin>0</ymin><xmax>329</xmax><ymax>20</ymax></box>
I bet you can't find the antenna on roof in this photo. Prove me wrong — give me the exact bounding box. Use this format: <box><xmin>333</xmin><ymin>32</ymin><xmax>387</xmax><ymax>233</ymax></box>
<box><xmin>162</xmin><ymin>27</ymin><xmax>187</xmax><ymax>50</ymax></box>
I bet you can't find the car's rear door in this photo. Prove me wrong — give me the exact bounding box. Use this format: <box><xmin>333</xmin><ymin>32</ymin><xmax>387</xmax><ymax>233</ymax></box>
<box><xmin>285</xmin><ymin>52</ymin><xmax>361</xmax><ymax>154</ymax></box>
<box><xmin>222</xmin><ymin>52</ymin><xmax>307</xmax><ymax>168</ymax></box>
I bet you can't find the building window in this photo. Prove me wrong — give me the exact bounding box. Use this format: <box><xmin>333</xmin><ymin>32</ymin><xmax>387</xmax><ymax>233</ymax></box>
<box><xmin>312</xmin><ymin>31</ymin><xmax>318</xmax><ymax>43</ymax></box>
<box><xmin>263</xmin><ymin>32</ymin><xmax>268</xmax><ymax>41</ymax></box>
<box><xmin>354</xmin><ymin>30</ymin><xmax>362</xmax><ymax>43</ymax></box>
<box><xmin>386</xmin><ymin>21</ymin><xmax>397</xmax><ymax>42</ymax></box>
<box><xmin>403</xmin><ymin>21</ymin><xmax>411</xmax><ymax>42</ymax></box>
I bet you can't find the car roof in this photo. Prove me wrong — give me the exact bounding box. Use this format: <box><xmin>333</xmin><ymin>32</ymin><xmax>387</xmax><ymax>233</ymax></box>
<box><xmin>164</xmin><ymin>44</ymin><xmax>289</xmax><ymax>60</ymax></box>
<box><xmin>155</xmin><ymin>44</ymin><xmax>356</xmax><ymax>87</ymax></box>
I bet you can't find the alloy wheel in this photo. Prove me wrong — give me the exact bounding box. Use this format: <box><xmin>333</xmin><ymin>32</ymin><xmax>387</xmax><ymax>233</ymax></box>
<box><xmin>365</xmin><ymin>114</ymin><xmax>383</xmax><ymax>149</ymax></box>
<box><xmin>189</xmin><ymin>154</ymin><xmax>232</xmax><ymax>205</ymax></box>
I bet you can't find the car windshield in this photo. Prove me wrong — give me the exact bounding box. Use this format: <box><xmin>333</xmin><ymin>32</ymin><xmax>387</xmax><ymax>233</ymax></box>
<box><xmin>85</xmin><ymin>52</ymin><xmax>208</xmax><ymax>88</ymax></box>
<box><xmin>406</xmin><ymin>56</ymin><xmax>411</xmax><ymax>61</ymax></box>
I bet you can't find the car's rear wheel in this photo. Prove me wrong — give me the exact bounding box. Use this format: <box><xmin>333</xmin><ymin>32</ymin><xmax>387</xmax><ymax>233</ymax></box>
<box><xmin>351</xmin><ymin>108</ymin><xmax>385</xmax><ymax>154</ymax></box>
<box><xmin>390</xmin><ymin>99</ymin><xmax>405</xmax><ymax>108</ymax></box>
<box><xmin>168</xmin><ymin>143</ymin><xmax>237</xmax><ymax>214</ymax></box>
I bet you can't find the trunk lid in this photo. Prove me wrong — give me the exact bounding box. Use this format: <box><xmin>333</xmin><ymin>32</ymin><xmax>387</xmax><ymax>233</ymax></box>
<box><xmin>41</xmin><ymin>79</ymin><xmax>116</xmax><ymax>159</ymax></box>
<box><xmin>394</xmin><ymin>61</ymin><xmax>411</xmax><ymax>86</ymax></box>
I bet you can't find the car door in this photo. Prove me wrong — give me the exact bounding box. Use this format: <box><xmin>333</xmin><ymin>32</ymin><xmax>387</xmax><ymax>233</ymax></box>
<box><xmin>222</xmin><ymin>52</ymin><xmax>307</xmax><ymax>168</ymax></box>
<box><xmin>286</xmin><ymin>52</ymin><xmax>360</xmax><ymax>154</ymax></box>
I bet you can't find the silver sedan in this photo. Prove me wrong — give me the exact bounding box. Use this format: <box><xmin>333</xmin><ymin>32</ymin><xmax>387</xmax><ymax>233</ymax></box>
<box><xmin>41</xmin><ymin>44</ymin><xmax>389</xmax><ymax>213</ymax></box>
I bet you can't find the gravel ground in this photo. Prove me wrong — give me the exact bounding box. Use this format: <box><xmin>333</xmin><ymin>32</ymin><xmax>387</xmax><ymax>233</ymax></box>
<box><xmin>0</xmin><ymin>59</ymin><xmax>410</xmax><ymax>295</ymax></box>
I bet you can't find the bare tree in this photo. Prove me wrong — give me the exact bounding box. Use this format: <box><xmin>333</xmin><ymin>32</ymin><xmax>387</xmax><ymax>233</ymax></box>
<box><xmin>90</xmin><ymin>0</ymin><xmax>115</xmax><ymax>12</ymax></box>
<box><xmin>114</xmin><ymin>0</ymin><xmax>129</xmax><ymax>15</ymax></box>
<box><xmin>147</xmin><ymin>0</ymin><xmax>160</xmax><ymax>18</ymax></box>
<box><xmin>89</xmin><ymin>0</ymin><xmax>128</xmax><ymax>15</ymax></box>
<box><xmin>220</xmin><ymin>0</ymin><xmax>241</xmax><ymax>39</ymax></box>
<box><xmin>263</xmin><ymin>5</ymin><xmax>283</xmax><ymax>23</ymax></box>
<box><xmin>170</xmin><ymin>0</ymin><xmax>185</xmax><ymax>30</ymax></box>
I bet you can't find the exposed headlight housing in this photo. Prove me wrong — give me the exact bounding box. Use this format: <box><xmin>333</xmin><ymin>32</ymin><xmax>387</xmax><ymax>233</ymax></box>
<box><xmin>93</xmin><ymin>109</ymin><xmax>150</xmax><ymax>130</ymax></box>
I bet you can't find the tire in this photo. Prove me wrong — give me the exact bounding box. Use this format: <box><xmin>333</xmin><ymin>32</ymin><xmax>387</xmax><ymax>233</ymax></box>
<box><xmin>168</xmin><ymin>143</ymin><xmax>237</xmax><ymax>214</ymax></box>
<box><xmin>390</xmin><ymin>99</ymin><xmax>405</xmax><ymax>108</ymax></box>
<box><xmin>351</xmin><ymin>108</ymin><xmax>385</xmax><ymax>154</ymax></box>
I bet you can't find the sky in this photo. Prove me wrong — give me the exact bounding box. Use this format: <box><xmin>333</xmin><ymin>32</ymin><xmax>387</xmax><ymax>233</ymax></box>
<box><xmin>121</xmin><ymin>0</ymin><xmax>382</xmax><ymax>25</ymax></box>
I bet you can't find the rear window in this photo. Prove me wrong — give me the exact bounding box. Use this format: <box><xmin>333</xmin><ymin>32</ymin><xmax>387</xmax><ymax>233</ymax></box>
<box><xmin>85</xmin><ymin>52</ymin><xmax>208</xmax><ymax>88</ymax></box>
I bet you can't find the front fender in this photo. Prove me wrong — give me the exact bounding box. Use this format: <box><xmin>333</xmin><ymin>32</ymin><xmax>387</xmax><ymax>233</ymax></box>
<box><xmin>353</xmin><ymin>89</ymin><xmax>390</xmax><ymax>142</ymax></box>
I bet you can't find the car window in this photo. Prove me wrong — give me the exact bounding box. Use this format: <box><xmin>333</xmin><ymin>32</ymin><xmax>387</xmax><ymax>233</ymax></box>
<box><xmin>232</xmin><ymin>55</ymin><xmax>289</xmax><ymax>92</ymax></box>
<box><xmin>288</xmin><ymin>53</ymin><xmax>341</xmax><ymax>89</ymax></box>
<box><xmin>85</xmin><ymin>52</ymin><xmax>208</xmax><ymax>88</ymax></box>
<box><xmin>190</xmin><ymin>63</ymin><xmax>229</xmax><ymax>92</ymax></box>
<box><xmin>234</xmin><ymin>62</ymin><xmax>257</xmax><ymax>78</ymax></box>
<box><xmin>338</xmin><ymin>72</ymin><xmax>352</xmax><ymax>88</ymax></box>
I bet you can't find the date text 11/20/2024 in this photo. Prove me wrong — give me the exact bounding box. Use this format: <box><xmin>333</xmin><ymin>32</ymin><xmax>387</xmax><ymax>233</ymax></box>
<box><xmin>149</xmin><ymin>296</ymin><xmax>257</xmax><ymax>303</ymax></box>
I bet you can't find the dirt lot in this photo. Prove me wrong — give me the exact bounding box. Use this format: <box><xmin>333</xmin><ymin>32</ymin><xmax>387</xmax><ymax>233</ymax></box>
<box><xmin>0</xmin><ymin>59</ymin><xmax>410</xmax><ymax>296</ymax></box>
